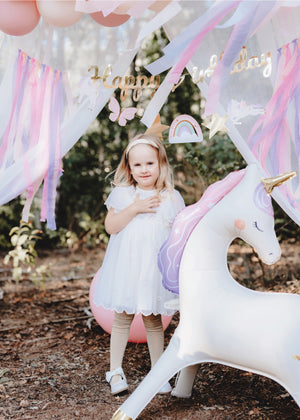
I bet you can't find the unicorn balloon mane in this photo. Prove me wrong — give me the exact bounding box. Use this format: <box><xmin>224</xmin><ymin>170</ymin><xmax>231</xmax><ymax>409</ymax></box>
<box><xmin>111</xmin><ymin>164</ymin><xmax>298</xmax><ymax>420</ymax></box>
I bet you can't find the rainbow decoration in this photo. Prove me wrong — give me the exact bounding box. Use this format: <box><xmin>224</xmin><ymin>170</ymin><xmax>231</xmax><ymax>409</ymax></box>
<box><xmin>168</xmin><ymin>114</ymin><xmax>203</xmax><ymax>144</ymax></box>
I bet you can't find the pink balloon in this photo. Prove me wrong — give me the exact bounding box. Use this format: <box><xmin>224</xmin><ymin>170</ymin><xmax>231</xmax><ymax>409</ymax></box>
<box><xmin>0</xmin><ymin>0</ymin><xmax>40</xmax><ymax>36</ymax></box>
<box><xmin>89</xmin><ymin>274</ymin><xmax>172</xmax><ymax>343</ymax></box>
<box><xmin>90</xmin><ymin>11</ymin><xmax>130</xmax><ymax>27</ymax></box>
<box><xmin>37</xmin><ymin>0</ymin><xmax>83</xmax><ymax>27</ymax></box>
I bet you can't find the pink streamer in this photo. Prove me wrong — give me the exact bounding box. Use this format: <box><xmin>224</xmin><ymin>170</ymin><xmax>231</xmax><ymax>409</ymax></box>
<box><xmin>40</xmin><ymin>68</ymin><xmax>56</xmax><ymax>223</ymax></box>
<box><xmin>247</xmin><ymin>39</ymin><xmax>300</xmax><ymax>212</ymax></box>
<box><xmin>0</xmin><ymin>49</ymin><xmax>66</xmax><ymax>229</ymax></box>
<box><xmin>0</xmin><ymin>50</ymin><xmax>24</xmax><ymax>168</ymax></box>
<box><xmin>205</xmin><ymin>1</ymin><xmax>277</xmax><ymax>116</ymax></box>
<box><xmin>146</xmin><ymin>1</ymin><xmax>241</xmax><ymax>77</ymax></box>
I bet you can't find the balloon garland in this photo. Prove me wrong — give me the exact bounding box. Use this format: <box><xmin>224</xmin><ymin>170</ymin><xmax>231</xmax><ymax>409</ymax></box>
<box><xmin>0</xmin><ymin>0</ymin><xmax>175</xmax><ymax>35</ymax></box>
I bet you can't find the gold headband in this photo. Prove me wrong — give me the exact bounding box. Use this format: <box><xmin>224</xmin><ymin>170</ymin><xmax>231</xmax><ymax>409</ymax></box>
<box><xmin>126</xmin><ymin>138</ymin><xmax>159</xmax><ymax>156</ymax></box>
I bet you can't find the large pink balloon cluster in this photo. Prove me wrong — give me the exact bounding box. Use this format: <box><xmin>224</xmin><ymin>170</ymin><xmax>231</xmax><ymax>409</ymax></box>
<box><xmin>0</xmin><ymin>0</ymin><xmax>41</xmax><ymax>36</ymax></box>
<box><xmin>0</xmin><ymin>0</ymin><xmax>84</xmax><ymax>36</ymax></box>
<box><xmin>0</xmin><ymin>0</ymin><xmax>169</xmax><ymax>36</ymax></box>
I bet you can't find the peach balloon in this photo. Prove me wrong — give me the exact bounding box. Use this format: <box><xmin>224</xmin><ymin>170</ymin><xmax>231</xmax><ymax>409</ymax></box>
<box><xmin>89</xmin><ymin>273</ymin><xmax>172</xmax><ymax>343</ymax></box>
<box><xmin>0</xmin><ymin>0</ymin><xmax>40</xmax><ymax>36</ymax></box>
<box><xmin>90</xmin><ymin>11</ymin><xmax>130</xmax><ymax>27</ymax></box>
<box><xmin>37</xmin><ymin>0</ymin><xmax>83</xmax><ymax>27</ymax></box>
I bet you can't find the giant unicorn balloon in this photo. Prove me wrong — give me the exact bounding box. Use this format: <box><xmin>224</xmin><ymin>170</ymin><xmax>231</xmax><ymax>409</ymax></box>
<box><xmin>110</xmin><ymin>163</ymin><xmax>298</xmax><ymax>420</ymax></box>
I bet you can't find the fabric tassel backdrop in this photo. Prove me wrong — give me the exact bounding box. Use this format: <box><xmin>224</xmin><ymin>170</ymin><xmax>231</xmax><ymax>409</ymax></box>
<box><xmin>0</xmin><ymin>49</ymin><xmax>65</xmax><ymax>229</ymax></box>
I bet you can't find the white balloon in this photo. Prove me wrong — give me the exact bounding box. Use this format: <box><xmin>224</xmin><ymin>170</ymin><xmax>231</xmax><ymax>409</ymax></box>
<box><xmin>111</xmin><ymin>164</ymin><xmax>300</xmax><ymax>419</ymax></box>
<box><xmin>37</xmin><ymin>0</ymin><xmax>83</xmax><ymax>27</ymax></box>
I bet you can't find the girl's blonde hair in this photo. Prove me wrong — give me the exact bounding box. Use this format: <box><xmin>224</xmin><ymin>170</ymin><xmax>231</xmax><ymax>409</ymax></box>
<box><xmin>114</xmin><ymin>134</ymin><xmax>174</xmax><ymax>192</ymax></box>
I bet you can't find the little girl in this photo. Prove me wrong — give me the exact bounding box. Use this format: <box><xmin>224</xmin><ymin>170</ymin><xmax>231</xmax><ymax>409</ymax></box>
<box><xmin>92</xmin><ymin>133</ymin><xmax>185</xmax><ymax>395</ymax></box>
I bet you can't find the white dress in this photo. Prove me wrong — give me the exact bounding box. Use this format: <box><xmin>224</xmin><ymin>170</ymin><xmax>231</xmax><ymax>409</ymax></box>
<box><xmin>93</xmin><ymin>185</ymin><xmax>185</xmax><ymax>316</ymax></box>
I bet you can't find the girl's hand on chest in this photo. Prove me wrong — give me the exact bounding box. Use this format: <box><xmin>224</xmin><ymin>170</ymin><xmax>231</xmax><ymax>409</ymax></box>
<box><xmin>132</xmin><ymin>193</ymin><xmax>161</xmax><ymax>214</ymax></box>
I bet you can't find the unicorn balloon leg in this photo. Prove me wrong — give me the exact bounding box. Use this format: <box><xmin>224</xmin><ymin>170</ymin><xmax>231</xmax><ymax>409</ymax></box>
<box><xmin>111</xmin><ymin>164</ymin><xmax>300</xmax><ymax>420</ymax></box>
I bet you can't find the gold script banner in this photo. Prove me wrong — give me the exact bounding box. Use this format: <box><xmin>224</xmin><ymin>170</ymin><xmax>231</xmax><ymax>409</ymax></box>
<box><xmin>88</xmin><ymin>47</ymin><xmax>272</xmax><ymax>103</ymax></box>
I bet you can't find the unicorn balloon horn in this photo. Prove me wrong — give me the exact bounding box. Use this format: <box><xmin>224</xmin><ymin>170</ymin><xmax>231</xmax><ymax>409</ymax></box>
<box><xmin>261</xmin><ymin>171</ymin><xmax>297</xmax><ymax>194</ymax></box>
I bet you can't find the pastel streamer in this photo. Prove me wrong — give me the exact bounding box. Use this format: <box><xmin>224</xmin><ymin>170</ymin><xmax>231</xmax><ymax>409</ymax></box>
<box><xmin>249</xmin><ymin>41</ymin><xmax>300</xmax><ymax>159</ymax></box>
<box><xmin>158</xmin><ymin>168</ymin><xmax>246</xmax><ymax>294</ymax></box>
<box><xmin>247</xmin><ymin>39</ymin><xmax>300</xmax><ymax>211</ymax></box>
<box><xmin>142</xmin><ymin>1</ymin><xmax>237</xmax><ymax>127</ymax></box>
<box><xmin>0</xmin><ymin>50</ymin><xmax>24</xmax><ymax>170</ymax></box>
<box><xmin>0</xmin><ymin>51</ymin><xmax>16</xmax><ymax>139</ymax></box>
<box><xmin>143</xmin><ymin>0</ymin><xmax>277</xmax><ymax>125</ymax></box>
<box><xmin>44</xmin><ymin>72</ymin><xmax>64</xmax><ymax>230</ymax></box>
<box><xmin>146</xmin><ymin>1</ymin><xmax>239</xmax><ymax>80</ymax></box>
<box><xmin>0</xmin><ymin>50</ymin><xmax>66</xmax><ymax>229</ymax></box>
<box><xmin>167</xmin><ymin>1</ymin><xmax>241</xmax><ymax>85</ymax></box>
<box><xmin>130</xmin><ymin>1</ymin><xmax>181</xmax><ymax>51</ymax></box>
<box><xmin>0</xmin><ymin>45</ymin><xmax>139</xmax><ymax>215</ymax></box>
<box><xmin>141</xmin><ymin>73</ymin><xmax>174</xmax><ymax>127</ymax></box>
<box><xmin>216</xmin><ymin>1</ymin><xmax>256</xmax><ymax>28</ymax></box>
<box><xmin>144</xmin><ymin>0</ymin><xmax>277</xmax><ymax>122</ymax></box>
<box><xmin>294</xmin><ymin>84</ymin><xmax>300</xmax><ymax>163</ymax></box>
<box><xmin>127</xmin><ymin>1</ymin><xmax>155</xmax><ymax>18</ymax></box>
<box><xmin>204</xmin><ymin>0</ymin><xmax>277</xmax><ymax>116</ymax></box>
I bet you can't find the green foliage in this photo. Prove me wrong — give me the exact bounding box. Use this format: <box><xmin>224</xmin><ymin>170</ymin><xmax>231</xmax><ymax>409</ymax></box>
<box><xmin>43</xmin><ymin>212</ymin><xmax>109</xmax><ymax>251</ymax></box>
<box><xmin>0</xmin><ymin>199</ymin><xmax>23</xmax><ymax>249</ymax></box>
<box><xmin>4</xmin><ymin>221</ymin><xmax>49</xmax><ymax>289</ymax></box>
<box><xmin>273</xmin><ymin>201</ymin><xmax>300</xmax><ymax>242</ymax></box>
<box><xmin>183</xmin><ymin>134</ymin><xmax>245</xmax><ymax>182</ymax></box>
<box><xmin>54</xmin><ymin>107</ymin><xmax>137</xmax><ymax>248</ymax></box>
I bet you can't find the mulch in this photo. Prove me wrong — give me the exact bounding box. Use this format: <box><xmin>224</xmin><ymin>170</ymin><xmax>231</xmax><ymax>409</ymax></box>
<box><xmin>1</xmin><ymin>242</ymin><xmax>300</xmax><ymax>419</ymax></box>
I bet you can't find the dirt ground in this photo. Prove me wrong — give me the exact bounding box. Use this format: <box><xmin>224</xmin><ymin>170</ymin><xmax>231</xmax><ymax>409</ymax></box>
<box><xmin>1</xmin><ymin>241</ymin><xmax>300</xmax><ymax>420</ymax></box>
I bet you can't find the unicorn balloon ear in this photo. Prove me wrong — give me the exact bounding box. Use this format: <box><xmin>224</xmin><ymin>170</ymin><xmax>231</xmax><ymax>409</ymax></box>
<box><xmin>261</xmin><ymin>171</ymin><xmax>297</xmax><ymax>194</ymax></box>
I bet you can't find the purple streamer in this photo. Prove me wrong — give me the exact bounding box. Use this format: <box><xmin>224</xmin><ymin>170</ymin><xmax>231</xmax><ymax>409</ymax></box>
<box><xmin>205</xmin><ymin>0</ymin><xmax>277</xmax><ymax>116</ymax></box>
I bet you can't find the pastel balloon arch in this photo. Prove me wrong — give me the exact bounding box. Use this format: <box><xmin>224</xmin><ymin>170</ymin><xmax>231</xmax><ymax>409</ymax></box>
<box><xmin>0</xmin><ymin>0</ymin><xmax>169</xmax><ymax>36</ymax></box>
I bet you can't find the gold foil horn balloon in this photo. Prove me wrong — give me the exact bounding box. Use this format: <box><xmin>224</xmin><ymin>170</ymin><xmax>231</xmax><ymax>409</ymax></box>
<box><xmin>110</xmin><ymin>409</ymin><xmax>132</xmax><ymax>420</ymax></box>
<box><xmin>261</xmin><ymin>171</ymin><xmax>297</xmax><ymax>194</ymax></box>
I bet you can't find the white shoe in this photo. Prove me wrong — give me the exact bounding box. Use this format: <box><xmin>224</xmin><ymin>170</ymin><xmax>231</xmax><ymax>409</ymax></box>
<box><xmin>171</xmin><ymin>388</ymin><xmax>191</xmax><ymax>398</ymax></box>
<box><xmin>158</xmin><ymin>381</ymin><xmax>172</xmax><ymax>394</ymax></box>
<box><xmin>106</xmin><ymin>367</ymin><xmax>128</xmax><ymax>395</ymax></box>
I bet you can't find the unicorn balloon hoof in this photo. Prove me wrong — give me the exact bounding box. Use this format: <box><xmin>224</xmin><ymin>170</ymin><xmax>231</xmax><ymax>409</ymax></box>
<box><xmin>111</xmin><ymin>164</ymin><xmax>299</xmax><ymax>420</ymax></box>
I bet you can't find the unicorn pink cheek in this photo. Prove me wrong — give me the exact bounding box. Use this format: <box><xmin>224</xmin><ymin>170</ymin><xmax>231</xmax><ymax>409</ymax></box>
<box><xmin>235</xmin><ymin>219</ymin><xmax>246</xmax><ymax>230</ymax></box>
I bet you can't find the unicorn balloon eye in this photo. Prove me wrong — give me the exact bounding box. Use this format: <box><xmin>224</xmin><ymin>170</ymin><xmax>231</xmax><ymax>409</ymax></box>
<box><xmin>253</xmin><ymin>221</ymin><xmax>263</xmax><ymax>232</ymax></box>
